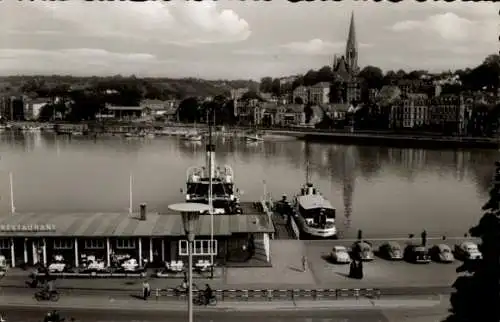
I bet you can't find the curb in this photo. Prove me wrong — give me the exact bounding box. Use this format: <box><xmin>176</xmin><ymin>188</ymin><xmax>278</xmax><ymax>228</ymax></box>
<box><xmin>0</xmin><ymin>299</ymin><xmax>444</xmax><ymax>312</ymax></box>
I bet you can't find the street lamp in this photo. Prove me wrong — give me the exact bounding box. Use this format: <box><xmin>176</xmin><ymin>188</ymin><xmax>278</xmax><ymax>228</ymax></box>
<box><xmin>168</xmin><ymin>203</ymin><xmax>210</xmax><ymax>322</ymax></box>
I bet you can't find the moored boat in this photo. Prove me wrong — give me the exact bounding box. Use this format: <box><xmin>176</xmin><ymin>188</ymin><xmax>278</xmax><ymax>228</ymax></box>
<box><xmin>293</xmin><ymin>183</ymin><xmax>337</xmax><ymax>238</ymax></box>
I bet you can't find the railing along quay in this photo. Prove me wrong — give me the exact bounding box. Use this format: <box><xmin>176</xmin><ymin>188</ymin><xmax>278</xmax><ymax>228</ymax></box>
<box><xmin>152</xmin><ymin>288</ymin><xmax>382</xmax><ymax>301</ymax></box>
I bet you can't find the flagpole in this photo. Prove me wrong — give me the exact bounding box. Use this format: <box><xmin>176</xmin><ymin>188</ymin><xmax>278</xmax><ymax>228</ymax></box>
<box><xmin>9</xmin><ymin>172</ymin><xmax>15</xmax><ymax>214</ymax></box>
<box><xmin>129</xmin><ymin>172</ymin><xmax>133</xmax><ymax>214</ymax></box>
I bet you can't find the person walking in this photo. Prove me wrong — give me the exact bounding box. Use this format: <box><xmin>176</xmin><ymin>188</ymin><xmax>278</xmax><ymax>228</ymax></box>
<box><xmin>142</xmin><ymin>280</ymin><xmax>151</xmax><ymax>301</ymax></box>
<box><xmin>301</xmin><ymin>255</ymin><xmax>307</xmax><ymax>272</ymax></box>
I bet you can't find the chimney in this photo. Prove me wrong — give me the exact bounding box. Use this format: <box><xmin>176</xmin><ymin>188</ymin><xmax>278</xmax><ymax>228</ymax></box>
<box><xmin>205</xmin><ymin>144</ymin><xmax>216</xmax><ymax>178</ymax></box>
<box><xmin>140</xmin><ymin>203</ymin><xmax>147</xmax><ymax>221</ymax></box>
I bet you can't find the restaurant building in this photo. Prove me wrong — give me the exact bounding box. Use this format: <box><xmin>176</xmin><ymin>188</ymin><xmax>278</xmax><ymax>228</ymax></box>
<box><xmin>0</xmin><ymin>203</ymin><xmax>273</xmax><ymax>268</ymax></box>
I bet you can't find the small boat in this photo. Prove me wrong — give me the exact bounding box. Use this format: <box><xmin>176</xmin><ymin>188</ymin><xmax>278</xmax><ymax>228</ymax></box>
<box><xmin>293</xmin><ymin>183</ymin><xmax>337</xmax><ymax>238</ymax></box>
<box><xmin>291</xmin><ymin>144</ymin><xmax>337</xmax><ymax>239</ymax></box>
<box><xmin>182</xmin><ymin>133</ymin><xmax>203</xmax><ymax>141</ymax></box>
<box><xmin>245</xmin><ymin>133</ymin><xmax>264</xmax><ymax>142</ymax></box>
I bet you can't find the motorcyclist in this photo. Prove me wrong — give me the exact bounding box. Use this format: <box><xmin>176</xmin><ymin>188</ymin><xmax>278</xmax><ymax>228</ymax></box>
<box><xmin>203</xmin><ymin>284</ymin><xmax>213</xmax><ymax>305</ymax></box>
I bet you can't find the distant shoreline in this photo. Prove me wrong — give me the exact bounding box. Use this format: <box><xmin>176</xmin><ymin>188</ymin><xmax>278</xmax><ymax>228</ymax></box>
<box><xmin>5</xmin><ymin>121</ymin><xmax>499</xmax><ymax>149</ymax></box>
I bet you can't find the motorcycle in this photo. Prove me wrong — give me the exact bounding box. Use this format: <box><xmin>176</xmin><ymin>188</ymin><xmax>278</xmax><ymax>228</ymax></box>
<box><xmin>34</xmin><ymin>290</ymin><xmax>60</xmax><ymax>302</ymax></box>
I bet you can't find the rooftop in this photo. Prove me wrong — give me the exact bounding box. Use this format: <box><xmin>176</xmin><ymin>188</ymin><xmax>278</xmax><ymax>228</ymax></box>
<box><xmin>0</xmin><ymin>203</ymin><xmax>273</xmax><ymax>238</ymax></box>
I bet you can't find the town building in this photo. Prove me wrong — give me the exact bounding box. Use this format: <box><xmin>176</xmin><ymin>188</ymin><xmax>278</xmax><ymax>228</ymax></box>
<box><xmin>397</xmin><ymin>94</ymin><xmax>429</xmax><ymax>129</ymax></box>
<box><xmin>429</xmin><ymin>95</ymin><xmax>467</xmax><ymax>135</ymax></box>
<box><xmin>292</xmin><ymin>86</ymin><xmax>309</xmax><ymax>105</ymax></box>
<box><xmin>230</xmin><ymin>88</ymin><xmax>249</xmax><ymax>100</ymax></box>
<box><xmin>309</xmin><ymin>82</ymin><xmax>331</xmax><ymax>105</ymax></box>
<box><xmin>274</xmin><ymin>104</ymin><xmax>305</xmax><ymax>127</ymax></box>
<box><xmin>24</xmin><ymin>98</ymin><xmax>51</xmax><ymax>121</ymax></box>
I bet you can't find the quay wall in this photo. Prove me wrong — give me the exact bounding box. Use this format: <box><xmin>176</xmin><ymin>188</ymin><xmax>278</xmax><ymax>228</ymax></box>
<box><xmin>299</xmin><ymin>132</ymin><xmax>499</xmax><ymax>149</ymax></box>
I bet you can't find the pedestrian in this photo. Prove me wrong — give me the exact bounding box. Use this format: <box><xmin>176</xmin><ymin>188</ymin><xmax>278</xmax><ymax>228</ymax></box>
<box><xmin>142</xmin><ymin>280</ymin><xmax>150</xmax><ymax>301</ymax></box>
<box><xmin>301</xmin><ymin>255</ymin><xmax>307</xmax><ymax>272</ymax></box>
<box><xmin>421</xmin><ymin>230</ymin><xmax>427</xmax><ymax>247</ymax></box>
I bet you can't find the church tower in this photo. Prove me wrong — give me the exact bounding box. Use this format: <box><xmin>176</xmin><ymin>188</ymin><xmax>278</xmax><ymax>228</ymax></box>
<box><xmin>345</xmin><ymin>11</ymin><xmax>358</xmax><ymax>75</ymax></box>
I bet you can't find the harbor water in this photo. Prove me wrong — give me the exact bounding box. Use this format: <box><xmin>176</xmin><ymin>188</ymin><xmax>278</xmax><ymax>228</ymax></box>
<box><xmin>0</xmin><ymin>131</ymin><xmax>495</xmax><ymax>239</ymax></box>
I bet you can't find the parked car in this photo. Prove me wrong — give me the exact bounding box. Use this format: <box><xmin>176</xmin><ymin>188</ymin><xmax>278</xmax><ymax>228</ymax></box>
<box><xmin>404</xmin><ymin>245</ymin><xmax>431</xmax><ymax>264</ymax></box>
<box><xmin>429</xmin><ymin>244</ymin><xmax>455</xmax><ymax>263</ymax></box>
<box><xmin>330</xmin><ymin>246</ymin><xmax>351</xmax><ymax>264</ymax></box>
<box><xmin>378</xmin><ymin>242</ymin><xmax>403</xmax><ymax>260</ymax></box>
<box><xmin>351</xmin><ymin>241</ymin><xmax>374</xmax><ymax>261</ymax></box>
<box><xmin>454</xmin><ymin>242</ymin><xmax>482</xmax><ymax>261</ymax></box>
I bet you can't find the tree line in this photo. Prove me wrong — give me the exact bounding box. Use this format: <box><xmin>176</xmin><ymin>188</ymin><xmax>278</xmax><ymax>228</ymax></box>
<box><xmin>259</xmin><ymin>54</ymin><xmax>500</xmax><ymax>99</ymax></box>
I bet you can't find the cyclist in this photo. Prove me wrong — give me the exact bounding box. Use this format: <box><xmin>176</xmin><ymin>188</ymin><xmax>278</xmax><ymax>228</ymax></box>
<box><xmin>203</xmin><ymin>284</ymin><xmax>213</xmax><ymax>306</ymax></box>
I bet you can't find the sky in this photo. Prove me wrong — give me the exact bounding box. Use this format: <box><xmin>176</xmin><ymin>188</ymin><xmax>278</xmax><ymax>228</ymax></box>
<box><xmin>0</xmin><ymin>1</ymin><xmax>498</xmax><ymax>80</ymax></box>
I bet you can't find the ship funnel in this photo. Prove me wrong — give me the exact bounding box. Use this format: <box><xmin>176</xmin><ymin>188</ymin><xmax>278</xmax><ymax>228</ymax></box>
<box><xmin>206</xmin><ymin>144</ymin><xmax>216</xmax><ymax>178</ymax></box>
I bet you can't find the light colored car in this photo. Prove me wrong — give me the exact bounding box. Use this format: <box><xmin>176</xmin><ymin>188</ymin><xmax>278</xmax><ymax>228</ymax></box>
<box><xmin>330</xmin><ymin>246</ymin><xmax>351</xmax><ymax>264</ymax></box>
<box><xmin>454</xmin><ymin>242</ymin><xmax>482</xmax><ymax>261</ymax></box>
<box><xmin>430</xmin><ymin>244</ymin><xmax>455</xmax><ymax>263</ymax></box>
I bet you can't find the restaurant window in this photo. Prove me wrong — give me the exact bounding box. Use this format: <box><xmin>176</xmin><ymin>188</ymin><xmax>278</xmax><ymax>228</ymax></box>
<box><xmin>0</xmin><ymin>239</ymin><xmax>10</xmax><ymax>249</ymax></box>
<box><xmin>116</xmin><ymin>238</ymin><xmax>136</xmax><ymax>249</ymax></box>
<box><xmin>178</xmin><ymin>240</ymin><xmax>217</xmax><ymax>256</ymax></box>
<box><xmin>53</xmin><ymin>239</ymin><xmax>73</xmax><ymax>250</ymax></box>
<box><xmin>84</xmin><ymin>239</ymin><xmax>105</xmax><ymax>249</ymax></box>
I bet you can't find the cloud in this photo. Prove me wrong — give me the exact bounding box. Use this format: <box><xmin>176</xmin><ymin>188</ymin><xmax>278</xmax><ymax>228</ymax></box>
<box><xmin>3</xmin><ymin>1</ymin><xmax>250</xmax><ymax>46</ymax></box>
<box><xmin>280</xmin><ymin>39</ymin><xmax>344</xmax><ymax>55</ymax></box>
<box><xmin>0</xmin><ymin>49</ymin><xmax>169</xmax><ymax>75</ymax></box>
<box><xmin>390</xmin><ymin>13</ymin><xmax>476</xmax><ymax>42</ymax></box>
<box><xmin>234</xmin><ymin>39</ymin><xmax>373</xmax><ymax>56</ymax></box>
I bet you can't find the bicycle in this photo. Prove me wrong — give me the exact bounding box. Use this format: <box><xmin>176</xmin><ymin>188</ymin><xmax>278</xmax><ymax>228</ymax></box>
<box><xmin>34</xmin><ymin>290</ymin><xmax>60</xmax><ymax>302</ymax></box>
<box><xmin>193</xmin><ymin>293</ymin><xmax>217</xmax><ymax>306</ymax></box>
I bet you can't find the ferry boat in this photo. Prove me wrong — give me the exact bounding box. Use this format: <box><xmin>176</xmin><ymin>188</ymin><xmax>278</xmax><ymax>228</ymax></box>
<box><xmin>184</xmin><ymin>144</ymin><xmax>242</xmax><ymax>214</ymax></box>
<box><xmin>186</xmin><ymin>145</ymin><xmax>242</xmax><ymax>214</ymax></box>
<box><xmin>293</xmin><ymin>183</ymin><xmax>337</xmax><ymax>238</ymax></box>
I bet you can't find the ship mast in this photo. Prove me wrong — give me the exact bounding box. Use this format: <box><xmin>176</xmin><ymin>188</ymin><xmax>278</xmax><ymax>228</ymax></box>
<box><xmin>207</xmin><ymin>106</ymin><xmax>215</xmax><ymax>278</ymax></box>
<box><xmin>305</xmin><ymin>141</ymin><xmax>311</xmax><ymax>185</ymax></box>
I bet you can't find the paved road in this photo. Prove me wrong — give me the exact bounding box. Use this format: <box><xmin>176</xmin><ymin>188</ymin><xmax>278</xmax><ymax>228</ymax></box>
<box><xmin>0</xmin><ymin>305</ymin><xmax>448</xmax><ymax>322</ymax></box>
<box><xmin>0</xmin><ymin>284</ymin><xmax>452</xmax><ymax>298</ymax></box>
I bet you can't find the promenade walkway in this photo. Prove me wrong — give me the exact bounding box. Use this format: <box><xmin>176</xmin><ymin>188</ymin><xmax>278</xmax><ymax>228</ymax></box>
<box><xmin>0</xmin><ymin>240</ymin><xmax>459</xmax><ymax>295</ymax></box>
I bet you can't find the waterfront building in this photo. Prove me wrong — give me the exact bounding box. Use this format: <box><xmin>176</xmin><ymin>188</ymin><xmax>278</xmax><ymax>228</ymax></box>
<box><xmin>309</xmin><ymin>82</ymin><xmax>331</xmax><ymax>105</ymax></box>
<box><xmin>429</xmin><ymin>95</ymin><xmax>466</xmax><ymax>135</ymax></box>
<box><xmin>292</xmin><ymin>86</ymin><xmax>309</xmax><ymax>105</ymax></box>
<box><xmin>275</xmin><ymin>104</ymin><xmax>306</xmax><ymax>126</ymax></box>
<box><xmin>0</xmin><ymin>204</ymin><xmax>273</xmax><ymax>268</ymax></box>
<box><xmin>24</xmin><ymin>98</ymin><xmax>51</xmax><ymax>121</ymax></box>
<box><xmin>397</xmin><ymin>94</ymin><xmax>429</xmax><ymax>129</ymax></box>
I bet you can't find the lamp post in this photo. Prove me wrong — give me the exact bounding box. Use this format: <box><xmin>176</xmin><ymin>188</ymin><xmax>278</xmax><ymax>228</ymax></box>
<box><xmin>168</xmin><ymin>203</ymin><xmax>210</xmax><ymax>322</ymax></box>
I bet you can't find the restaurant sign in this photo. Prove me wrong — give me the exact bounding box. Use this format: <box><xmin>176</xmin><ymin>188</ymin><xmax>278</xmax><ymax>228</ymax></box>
<box><xmin>0</xmin><ymin>224</ymin><xmax>56</xmax><ymax>232</ymax></box>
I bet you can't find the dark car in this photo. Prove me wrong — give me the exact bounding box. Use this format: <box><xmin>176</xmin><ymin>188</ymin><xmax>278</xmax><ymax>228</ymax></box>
<box><xmin>404</xmin><ymin>245</ymin><xmax>431</xmax><ymax>264</ymax></box>
<box><xmin>429</xmin><ymin>244</ymin><xmax>455</xmax><ymax>263</ymax></box>
<box><xmin>351</xmin><ymin>241</ymin><xmax>374</xmax><ymax>261</ymax></box>
<box><xmin>378</xmin><ymin>242</ymin><xmax>403</xmax><ymax>260</ymax></box>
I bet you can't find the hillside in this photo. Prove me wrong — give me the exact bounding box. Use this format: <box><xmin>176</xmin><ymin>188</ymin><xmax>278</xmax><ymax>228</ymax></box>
<box><xmin>0</xmin><ymin>75</ymin><xmax>259</xmax><ymax>99</ymax></box>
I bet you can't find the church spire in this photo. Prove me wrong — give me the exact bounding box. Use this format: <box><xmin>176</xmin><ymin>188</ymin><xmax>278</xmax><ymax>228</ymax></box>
<box><xmin>345</xmin><ymin>11</ymin><xmax>358</xmax><ymax>73</ymax></box>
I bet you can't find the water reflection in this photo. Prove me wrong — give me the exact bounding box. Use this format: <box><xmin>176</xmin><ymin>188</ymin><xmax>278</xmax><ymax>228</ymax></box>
<box><xmin>0</xmin><ymin>132</ymin><xmax>496</xmax><ymax>238</ymax></box>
